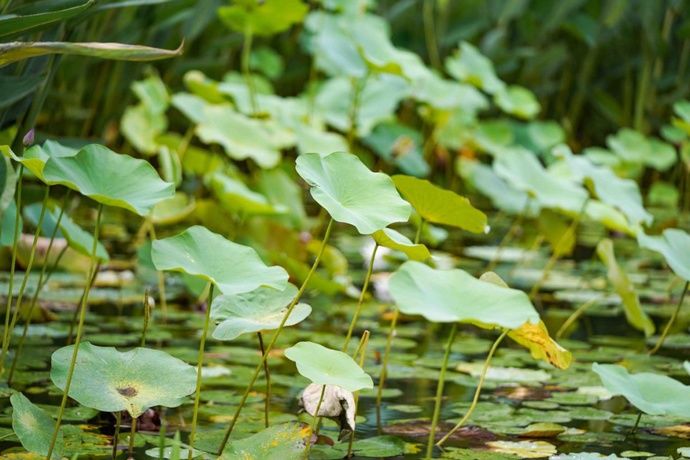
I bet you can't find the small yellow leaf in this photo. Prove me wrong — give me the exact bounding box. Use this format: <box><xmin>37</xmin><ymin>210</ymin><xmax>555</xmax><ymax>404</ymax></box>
<box><xmin>508</xmin><ymin>321</ymin><xmax>573</xmax><ymax>369</ymax></box>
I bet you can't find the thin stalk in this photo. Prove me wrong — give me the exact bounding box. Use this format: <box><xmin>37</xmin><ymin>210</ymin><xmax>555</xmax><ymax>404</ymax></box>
<box><xmin>217</xmin><ymin>219</ymin><xmax>335</xmax><ymax>454</ymax></box>
<box><xmin>66</xmin><ymin>263</ymin><xmax>101</xmax><ymax>345</ymax></box>
<box><xmin>342</xmin><ymin>243</ymin><xmax>378</xmax><ymax>351</ymax></box>
<box><xmin>241</xmin><ymin>27</ymin><xmax>258</xmax><ymax>115</ymax></box>
<box><xmin>555</xmin><ymin>297</ymin><xmax>601</xmax><ymax>340</ymax></box>
<box><xmin>128</xmin><ymin>416</ymin><xmax>137</xmax><ymax>458</ymax></box>
<box><xmin>147</xmin><ymin>223</ymin><xmax>168</xmax><ymax>321</ymax></box>
<box><xmin>649</xmin><ymin>280</ymin><xmax>689</xmax><ymax>355</ymax></box>
<box><xmin>347</xmin><ymin>73</ymin><xmax>368</xmax><ymax>150</ymax></box>
<box><xmin>46</xmin><ymin>203</ymin><xmax>104</xmax><ymax>460</ymax></box>
<box><xmin>304</xmin><ymin>385</ymin><xmax>326</xmax><ymax>457</ymax></box>
<box><xmin>140</xmin><ymin>290</ymin><xmax>152</xmax><ymax>348</ymax></box>
<box><xmin>158</xmin><ymin>412</ymin><xmax>166</xmax><ymax>460</ymax></box>
<box><xmin>415</xmin><ymin>218</ymin><xmax>425</xmax><ymax>245</ymax></box>
<box><xmin>425</xmin><ymin>323</ymin><xmax>457</xmax><ymax>459</ymax></box>
<box><xmin>257</xmin><ymin>331</ymin><xmax>271</xmax><ymax>428</ymax></box>
<box><xmin>346</xmin><ymin>331</ymin><xmax>370</xmax><ymax>458</ymax></box>
<box><xmin>487</xmin><ymin>210</ymin><xmax>525</xmax><ymax>273</ymax></box>
<box><xmin>375</xmin><ymin>309</ymin><xmax>399</xmax><ymax>432</ymax></box>
<box><xmin>2</xmin><ymin>165</ymin><xmax>24</xmax><ymax>373</ymax></box>
<box><xmin>423</xmin><ymin>0</ymin><xmax>441</xmax><ymax>70</ymax></box>
<box><xmin>634</xmin><ymin>52</ymin><xmax>652</xmax><ymax>132</ymax></box>
<box><xmin>112</xmin><ymin>411</ymin><xmax>121</xmax><ymax>460</ymax></box>
<box><xmin>188</xmin><ymin>283</ymin><xmax>214</xmax><ymax>460</ymax></box>
<box><xmin>627</xmin><ymin>412</ymin><xmax>643</xmax><ymax>439</ymax></box>
<box><xmin>436</xmin><ymin>329</ymin><xmax>508</xmax><ymax>447</ymax></box>
<box><xmin>8</xmin><ymin>198</ymin><xmax>68</xmax><ymax>385</ymax></box>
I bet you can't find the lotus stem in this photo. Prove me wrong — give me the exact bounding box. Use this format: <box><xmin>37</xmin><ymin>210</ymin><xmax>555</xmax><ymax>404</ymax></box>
<box><xmin>217</xmin><ymin>218</ymin><xmax>335</xmax><ymax>454</ymax></box>
<box><xmin>555</xmin><ymin>296</ymin><xmax>602</xmax><ymax>340</ymax></box>
<box><xmin>649</xmin><ymin>280</ymin><xmax>689</xmax><ymax>355</ymax></box>
<box><xmin>241</xmin><ymin>26</ymin><xmax>258</xmax><ymax>115</ymax></box>
<box><xmin>8</xmin><ymin>198</ymin><xmax>68</xmax><ymax>385</ymax></box>
<box><xmin>304</xmin><ymin>384</ymin><xmax>326</xmax><ymax>457</ymax></box>
<box><xmin>627</xmin><ymin>411</ymin><xmax>643</xmax><ymax>439</ymax></box>
<box><xmin>112</xmin><ymin>411</ymin><xmax>121</xmax><ymax>460</ymax></box>
<box><xmin>147</xmin><ymin>223</ymin><xmax>168</xmax><ymax>321</ymax></box>
<box><xmin>188</xmin><ymin>283</ymin><xmax>214</xmax><ymax>460</ymax></box>
<box><xmin>158</xmin><ymin>411</ymin><xmax>166</xmax><ymax>460</ymax></box>
<box><xmin>128</xmin><ymin>415</ymin><xmax>137</xmax><ymax>458</ymax></box>
<box><xmin>1</xmin><ymin>166</ymin><xmax>24</xmax><ymax>375</ymax></box>
<box><xmin>376</xmin><ymin>308</ymin><xmax>399</xmax><ymax>433</ymax></box>
<box><xmin>46</xmin><ymin>203</ymin><xmax>104</xmax><ymax>460</ymax></box>
<box><xmin>140</xmin><ymin>289</ymin><xmax>153</xmax><ymax>348</ymax></box>
<box><xmin>343</xmin><ymin>243</ymin><xmax>378</xmax><ymax>351</ymax></box>
<box><xmin>66</xmin><ymin>264</ymin><xmax>101</xmax><ymax>345</ymax></box>
<box><xmin>425</xmin><ymin>323</ymin><xmax>457</xmax><ymax>459</ymax></box>
<box><xmin>414</xmin><ymin>218</ymin><xmax>425</xmax><ymax>245</ymax></box>
<box><xmin>347</xmin><ymin>330</ymin><xmax>370</xmax><ymax>458</ymax></box>
<box><xmin>436</xmin><ymin>329</ymin><xmax>508</xmax><ymax>447</ymax></box>
<box><xmin>257</xmin><ymin>331</ymin><xmax>271</xmax><ymax>428</ymax></box>
<box><xmin>487</xmin><ymin>204</ymin><xmax>527</xmax><ymax>273</ymax></box>
<box><xmin>347</xmin><ymin>73</ymin><xmax>368</xmax><ymax>150</ymax></box>
<box><xmin>423</xmin><ymin>0</ymin><xmax>441</xmax><ymax>70</ymax></box>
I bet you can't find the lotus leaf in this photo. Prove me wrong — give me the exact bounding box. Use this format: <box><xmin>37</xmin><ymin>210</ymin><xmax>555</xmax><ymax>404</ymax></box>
<box><xmin>372</xmin><ymin>228</ymin><xmax>430</xmax><ymax>261</ymax></box>
<box><xmin>10</xmin><ymin>392</ymin><xmax>62</xmax><ymax>459</ymax></box>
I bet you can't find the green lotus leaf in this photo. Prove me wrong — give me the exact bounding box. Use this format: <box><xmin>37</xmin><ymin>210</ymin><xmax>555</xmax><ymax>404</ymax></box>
<box><xmin>151</xmin><ymin>225</ymin><xmax>288</xmax><ymax>294</ymax></box>
<box><xmin>296</xmin><ymin>152</ymin><xmax>411</xmax><ymax>234</ymax></box>
<box><xmin>150</xmin><ymin>192</ymin><xmax>196</xmax><ymax>226</ymax></box>
<box><xmin>494</xmin><ymin>147</ymin><xmax>588</xmax><ymax>215</ymax></box>
<box><xmin>220</xmin><ymin>422</ymin><xmax>311</xmax><ymax>459</ymax></box>
<box><xmin>555</xmin><ymin>145</ymin><xmax>652</xmax><ymax>225</ymax></box>
<box><xmin>209</xmin><ymin>171</ymin><xmax>285</xmax><ymax>215</ymax></box>
<box><xmin>494</xmin><ymin>85</ymin><xmax>541</xmax><ymax>120</ymax></box>
<box><xmin>445</xmin><ymin>41</ymin><xmax>505</xmax><ymax>95</ymax></box>
<box><xmin>583</xmin><ymin>200</ymin><xmax>634</xmax><ymax>236</ymax></box>
<box><xmin>363</xmin><ymin>121</ymin><xmax>430</xmax><ymax>177</ymax></box>
<box><xmin>606</xmin><ymin>128</ymin><xmax>677</xmax><ymax>172</ymax></box>
<box><xmin>218</xmin><ymin>0</ymin><xmax>308</xmax><ymax>37</ymax></box>
<box><xmin>41</xmin><ymin>144</ymin><xmax>174</xmax><ymax>215</ymax></box>
<box><xmin>592</xmin><ymin>363</ymin><xmax>690</xmax><ymax>417</ymax></box>
<box><xmin>10</xmin><ymin>392</ymin><xmax>63</xmax><ymax>459</ymax></box>
<box><xmin>121</xmin><ymin>103</ymin><xmax>167</xmax><ymax>155</ymax></box>
<box><xmin>596</xmin><ymin>239</ymin><xmax>654</xmax><ymax>336</ymax></box>
<box><xmin>5</xmin><ymin>140</ymin><xmax>78</xmax><ymax>181</ymax></box>
<box><xmin>372</xmin><ymin>228</ymin><xmax>430</xmax><ymax>261</ymax></box>
<box><xmin>132</xmin><ymin>74</ymin><xmax>169</xmax><ymax>115</ymax></box>
<box><xmin>637</xmin><ymin>228</ymin><xmax>690</xmax><ymax>281</ymax></box>
<box><xmin>388</xmin><ymin>261</ymin><xmax>539</xmax><ymax>329</ymax></box>
<box><xmin>50</xmin><ymin>342</ymin><xmax>196</xmax><ymax>417</ymax></box>
<box><xmin>24</xmin><ymin>202</ymin><xmax>109</xmax><ymax>262</ymax></box>
<box><xmin>211</xmin><ymin>283</ymin><xmax>311</xmax><ymax>341</ymax></box>
<box><xmin>392</xmin><ymin>174</ymin><xmax>487</xmax><ymax>233</ymax></box>
<box><xmin>284</xmin><ymin>341</ymin><xmax>374</xmax><ymax>392</ymax></box>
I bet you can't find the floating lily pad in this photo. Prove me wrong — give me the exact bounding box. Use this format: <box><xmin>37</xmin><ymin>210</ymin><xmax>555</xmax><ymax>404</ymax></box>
<box><xmin>284</xmin><ymin>341</ymin><xmax>373</xmax><ymax>392</ymax></box>
<box><xmin>151</xmin><ymin>225</ymin><xmax>288</xmax><ymax>295</ymax></box>
<box><xmin>296</xmin><ymin>152</ymin><xmax>411</xmax><ymax>234</ymax></box>
<box><xmin>211</xmin><ymin>284</ymin><xmax>311</xmax><ymax>341</ymax></box>
<box><xmin>220</xmin><ymin>422</ymin><xmax>311</xmax><ymax>459</ymax></box>
<box><xmin>10</xmin><ymin>393</ymin><xmax>62</xmax><ymax>460</ymax></box>
<box><xmin>50</xmin><ymin>342</ymin><xmax>197</xmax><ymax>417</ymax></box>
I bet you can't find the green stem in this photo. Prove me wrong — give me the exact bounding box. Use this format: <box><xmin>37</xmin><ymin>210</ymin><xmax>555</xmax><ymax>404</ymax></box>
<box><xmin>346</xmin><ymin>331</ymin><xmax>370</xmax><ymax>458</ymax></box>
<box><xmin>242</xmin><ymin>27</ymin><xmax>258</xmax><ymax>115</ymax></box>
<box><xmin>436</xmin><ymin>329</ymin><xmax>508</xmax><ymax>447</ymax></box>
<box><xmin>8</xmin><ymin>198</ymin><xmax>68</xmax><ymax>385</ymax></box>
<box><xmin>425</xmin><ymin>323</ymin><xmax>457</xmax><ymax>459</ymax></box>
<box><xmin>555</xmin><ymin>297</ymin><xmax>601</xmax><ymax>340</ymax></box>
<box><xmin>2</xmin><ymin>165</ymin><xmax>23</xmax><ymax>372</ymax></box>
<box><xmin>158</xmin><ymin>411</ymin><xmax>166</xmax><ymax>460</ymax></box>
<box><xmin>627</xmin><ymin>412</ymin><xmax>643</xmax><ymax>438</ymax></box>
<box><xmin>347</xmin><ymin>73</ymin><xmax>368</xmax><ymax>150</ymax></box>
<box><xmin>487</xmin><ymin>211</ymin><xmax>524</xmax><ymax>273</ymax></box>
<box><xmin>375</xmin><ymin>309</ymin><xmax>399</xmax><ymax>433</ymax></box>
<box><xmin>304</xmin><ymin>384</ymin><xmax>326</xmax><ymax>457</ymax></box>
<box><xmin>148</xmin><ymin>223</ymin><xmax>168</xmax><ymax>322</ymax></box>
<box><xmin>188</xmin><ymin>283</ymin><xmax>214</xmax><ymax>460</ymax></box>
<box><xmin>46</xmin><ymin>203</ymin><xmax>103</xmax><ymax>460</ymax></box>
<box><xmin>342</xmin><ymin>243</ymin><xmax>378</xmax><ymax>351</ymax></box>
<box><xmin>634</xmin><ymin>51</ymin><xmax>652</xmax><ymax>132</ymax></box>
<box><xmin>423</xmin><ymin>0</ymin><xmax>441</xmax><ymax>70</ymax></box>
<box><xmin>1</xmin><ymin>185</ymin><xmax>50</xmax><ymax>376</ymax></box>
<box><xmin>140</xmin><ymin>290</ymin><xmax>152</xmax><ymax>348</ymax></box>
<box><xmin>649</xmin><ymin>280</ymin><xmax>689</xmax><ymax>355</ymax></box>
<box><xmin>128</xmin><ymin>415</ymin><xmax>137</xmax><ymax>458</ymax></box>
<box><xmin>112</xmin><ymin>411</ymin><xmax>121</xmax><ymax>460</ymax></box>
<box><xmin>217</xmin><ymin>219</ymin><xmax>335</xmax><ymax>454</ymax></box>
<box><xmin>257</xmin><ymin>331</ymin><xmax>271</xmax><ymax>428</ymax></box>
<box><xmin>415</xmin><ymin>218</ymin><xmax>425</xmax><ymax>245</ymax></box>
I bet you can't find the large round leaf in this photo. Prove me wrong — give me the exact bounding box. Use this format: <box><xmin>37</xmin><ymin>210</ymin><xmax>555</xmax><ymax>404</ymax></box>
<box><xmin>637</xmin><ymin>228</ymin><xmax>690</xmax><ymax>281</ymax></box>
<box><xmin>10</xmin><ymin>392</ymin><xmax>63</xmax><ymax>459</ymax></box>
<box><xmin>592</xmin><ymin>363</ymin><xmax>690</xmax><ymax>417</ymax></box>
<box><xmin>388</xmin><ymin>261</ymin><xmax>539</xmax><ymax>329</ymax></box>
<box><xmin>41</xmin><ymin>144</ymin><xmax>174</xmax><ymax>215</ymax></box>
<box><xmin>284</xmin><ymin>341</ymin><xmax>373</xmax><ymax>392</ymax></box>
<box><xmin>296</xmin><ymin>152</ymin><xmax>411</xmax><ymax>234</ymax></box>
<box><xmin>211</xmin><ymin>283</ymin><xmax>311</xmax><ymax>341</ymax></box>
<box><xmin>151</xmin><ymin>225</ymin><xmax>288</xmax><ymax>295</ymax></box>
<box><xmin>50</xmin><ymin>342</ymin><xmax>196</xmax><ymax>417</ymax></box>
<box><xmin>392</xmin><ymin>175</ymin><xmax>487</xmax><ymax>233</ymax></box>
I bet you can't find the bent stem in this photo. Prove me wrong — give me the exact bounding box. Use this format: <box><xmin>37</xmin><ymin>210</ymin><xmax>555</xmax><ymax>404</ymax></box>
<box><xmin>436</xmin><ymin>329</ymin><xmax>508</xmax><ymax>447</ymax></box>
<box><xmin>347</xmin><ymin>330</ymin><xmax>370</xmax><ymax>457</ymax></box>
<box><xmin>257</xmin><ymin>331</ymin><xmax>271</xmax><ymax>428</ymax></box>
<box><xmin>625</xmin><ymin>412</ymin><xmax>643</xmax><ymax>441</ymax></box>
<box><xmin>46</xmin><ymin>203</ymin><xmax>104</xmax><ymax>460</ymax></box>
<box><xmin>304</xmin><ymin>384</ymin><xmax>327</xmax><ymax>457</ymax></box>
<box><xmin>217</xmin><ymin>218</ymin><xmax>335</xmax><ymax>454</ymax></box>
<box><xmin>342</xmin><ymin>242</ymin><xmax>378</xmax><ymax>351</ymax></box>
<box><xmin>376</xmin><ymin>308</ymin><xmax>399</xmax><ymax>433</ymax></box>
<box><xmin>8</xmin><ymin>199</ymin><xmax>68</xmax><ymax>385</ymax></box>
<box><xmin>2</xmin><ymin>165</ymin><xmax>23</xmax><ymax>361</ymax></box>
<box><xmin>188</xmin><ymin>283</ymin><xmax>214</xmax><ymax>460</ymax></box>
<box><xmin>425</xmin><ymin>323</ymin><xmax>457</xmax><ymax>459</ymax></box>
<box><xmin>649</xmin><ymin>280</ymin><xmax>689</xmax><ymax>355</ymax></box>
<box><xmin>555</xmin><ymin>297</ymin><xmax>602</xmax><ymax>340</ymax></box>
